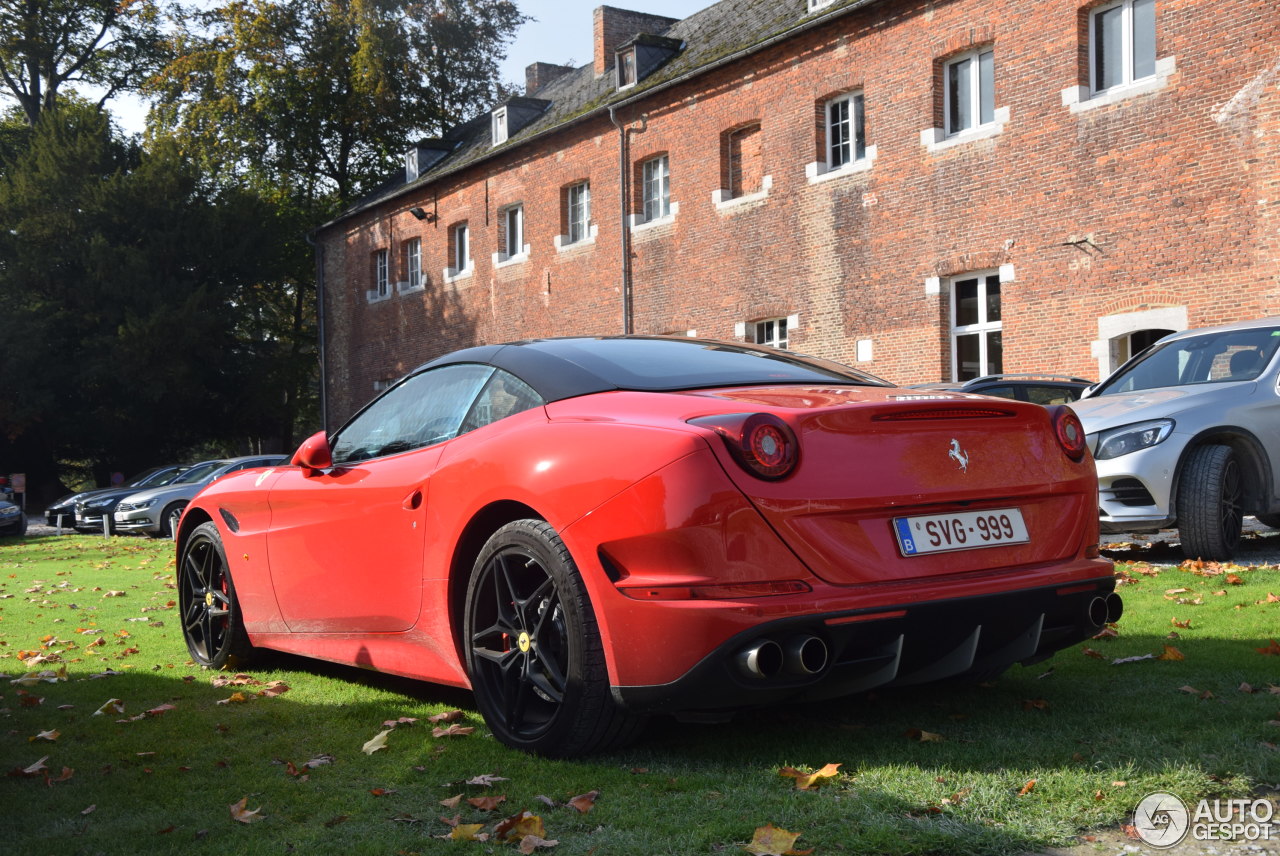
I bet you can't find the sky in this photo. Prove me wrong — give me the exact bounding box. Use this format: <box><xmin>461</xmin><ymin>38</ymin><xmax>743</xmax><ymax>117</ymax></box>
<box><xmin>106</xmin><ymin>0</ymin><xmax>704</xmax><ymax>135</ymax></box>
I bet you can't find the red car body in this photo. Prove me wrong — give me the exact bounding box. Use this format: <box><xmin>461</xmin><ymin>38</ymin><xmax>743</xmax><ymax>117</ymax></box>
<box><xmin>178</xmin><ymin>337</ymin><xmax>1116</xmax><ymax>756</ymax></box>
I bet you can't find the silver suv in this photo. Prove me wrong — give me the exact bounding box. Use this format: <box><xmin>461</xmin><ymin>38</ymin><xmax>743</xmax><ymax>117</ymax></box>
<box><xmin>1071</xmin><ymin>317</ymin><xmax>1280</xmax><ymax>560</ymax></box>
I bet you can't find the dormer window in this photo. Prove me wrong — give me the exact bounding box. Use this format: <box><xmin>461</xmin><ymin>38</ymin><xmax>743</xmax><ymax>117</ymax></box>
<box><xmin>618</xmin><ymin>49</ymin><xmax>637</xmax><ymax>89</ymax></box>
<box><xmin>808</xmin><ymin>0</ymin><xmax>836</xmax><ymax>11</ymax></box>
<box><xmin>492</xmin><ymin>106</ymin><xmax>509</xmax><ymax>145</ymax></box>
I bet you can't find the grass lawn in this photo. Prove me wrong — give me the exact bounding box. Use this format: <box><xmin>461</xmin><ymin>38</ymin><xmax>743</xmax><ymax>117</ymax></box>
<box><xmin>2</xmin><ymin>534</ymin><xmax>1278</xmax><ymax>855</ymax></box>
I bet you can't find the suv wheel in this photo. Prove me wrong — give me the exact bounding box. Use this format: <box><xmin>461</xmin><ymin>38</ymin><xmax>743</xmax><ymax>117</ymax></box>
<box><xmin>1176</xmin><ymin>444</ymin><xmax>1243</xmax><ymax>561</ymax></box>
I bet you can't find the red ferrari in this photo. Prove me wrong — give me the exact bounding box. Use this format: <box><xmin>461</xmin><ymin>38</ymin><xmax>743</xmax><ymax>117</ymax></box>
<box><xmin>177</xmin><ymin>337</ymin><xmax>1118</xmax><ymax>756</ymax></box>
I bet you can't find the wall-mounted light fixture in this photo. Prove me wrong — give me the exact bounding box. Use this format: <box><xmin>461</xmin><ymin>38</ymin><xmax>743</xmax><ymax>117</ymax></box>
<box><xmin>409</xmin><ymin>206</ymin><xmax>436</xmax><ymax>222</ymax></box>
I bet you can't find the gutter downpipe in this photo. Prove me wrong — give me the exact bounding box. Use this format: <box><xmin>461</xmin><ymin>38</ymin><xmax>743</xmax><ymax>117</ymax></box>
<box><xmin>608</xmin><ymin>103</ymin><xmax>632</xmax><ymax>335</ymax></box>
<box><xmin>305</xmin><ymin>229</ymin><xmax>328</xmax><ymax>433</ymax></box>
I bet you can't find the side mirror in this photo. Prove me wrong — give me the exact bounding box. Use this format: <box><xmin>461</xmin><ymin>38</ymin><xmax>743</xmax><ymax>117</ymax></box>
<box><xmin>290</xmin><ymin>431</ymin><xmax>333</xmax><ymax>473</ymax></box>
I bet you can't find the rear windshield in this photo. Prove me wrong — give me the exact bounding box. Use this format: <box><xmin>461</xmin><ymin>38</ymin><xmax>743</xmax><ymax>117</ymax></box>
<box><xmin>530</xmin><ymin>338</ymin><xmax>890</xmax><ymax>391</ymax></box>
<box><xmin>1095</xmin><ymin>326</ymin><xmax>1280</xmax><ymax>395</ymax></box>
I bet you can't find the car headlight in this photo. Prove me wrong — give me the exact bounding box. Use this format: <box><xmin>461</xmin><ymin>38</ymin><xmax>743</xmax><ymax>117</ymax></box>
<box><xmin>0</xmin><ymin>506</ymin><xmax>19</xmax><ymax>517</ymax></box>
<box><xmin>1094</xmin><ymin>419</ymin><xmax>1175</xmax><ymax>460</ymax></box>
<box><xmin>85</xmin><ymin>497</ymin><xmax>115</xmax><ymax>508</ymax></box>
<box><xmin>125</xmin><ymin>499</ymin><xmax>155</xmax><ymax>511</ymax></box>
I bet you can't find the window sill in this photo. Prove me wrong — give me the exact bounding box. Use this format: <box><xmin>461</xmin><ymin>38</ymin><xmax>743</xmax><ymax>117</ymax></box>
<box><xmin>492</xmin><ymin>245</ymin><xmax>531</xmax><ymax>269</ymax></box>
<box><xmin>805</xmin><ymin>147</ymin><xmax>877</xmax><ymax>184</ymax></box>
<box><xmin>1061</xmin><ymin>56</ymin><xmax>1176</xmax><ymax>113</ymax></box>
<box><xmin>712</xmin><ymin>175</ymin><xmax>773</xmax><ymax>210</ymax></box>
<box><xmin>628</xmin><ymin>201</ymin><xmax>679</xmax><ymax>233</ymax></box>
<box><xmin>365</xmin><ymin>289</ymin><xmax>392</xmax><ymax>304</ymax></box>
<box><xmin>554</xmin><ymin>225</ymin><xmax>598</xmax><ymax>253</ymax></box>
<box><xmin>443</xmin><ymin>265</ymin><xmax>474</xmax><ymax>284</ymax></box>
<box><xmin>396</xmin><ymin>280</ymin><xmax>424</xmax><ymax>295</ymax></box>
<box><xmin>920</xmin><ymin>108</ymin><xmax>1010</xmax><ymax>153</ymax></box>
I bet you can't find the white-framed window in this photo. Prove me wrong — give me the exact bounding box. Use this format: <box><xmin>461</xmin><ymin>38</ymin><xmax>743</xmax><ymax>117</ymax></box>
<box><xmin>452</xmin><ymin>223</ymin><xmax>470</xmax><ymax>272</ymax></box>
<box><xmin>618</xmin><ymin>48</ymin><xmax>637</xmax><ymax>89</ymax></box>
<box><xmin>808</xmin><ymin>0</ymin><xmax>835</xmax><ymax>11</ymax></box>
<box><xmin>503</xmin><ymin>205</ymin><xmax>524</xmax><ymax>258</ymax></box>
<box><xmin>491</xmin><ymin>107</ymin><xmax>508</xmax><ymax>145</ymax></box>
<box><xmin>755</xmin><ymin>317</ymin><xmax>789</xmax><ymax>350</ymax></box>
<box><xmin>826</xmin><ymin>92</ymin><xmax>866</xmax><ymax>168</ymax></box>
<box><xmin>374</xmin><ymin>249</ymin><xmax>389</xmax><ymax>298</ymax></box>
<box><xmin>945</xmin><ymin>48</ymin><xmax>995</xmax><ymax>135</ymax></box>
<box><xmin>1091</xmin><ymin>0</ymin><xmax>1156</xmax><ymax>93</ymax></box>
<box><xmin>403</xmin><ymin>238</ymin><xmax>421</xmax><ymax>291</ymax></box>
<box><xmin>950</xmin><ymin>272</ymin><xmax>1003</xmax><ymax>381</ymax></box>
<box><xmin>642</xmin><ymin>155</ymin><xmax>670</xmax><ymax>222</ymax></box>
<box><xmin>567</xmin><ymin>182</ymin><xmax>591</xmax><ymax>244</ymax></box>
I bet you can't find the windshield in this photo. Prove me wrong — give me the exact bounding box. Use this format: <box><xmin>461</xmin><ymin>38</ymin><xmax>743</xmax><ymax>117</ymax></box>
<box><xmin>1095</xmin><ymin>326</ymin><xmax>1280</xmax><ymax>395</ymax></box>
<box><xmin>132</xmin><ymin>467</ymin><xmax>185</xmax><ymax>488</ymax></box>
<box><xmin>172</xmin><ymin>461</ymin><xmax>228</xmax><ymax>485</ymax></box>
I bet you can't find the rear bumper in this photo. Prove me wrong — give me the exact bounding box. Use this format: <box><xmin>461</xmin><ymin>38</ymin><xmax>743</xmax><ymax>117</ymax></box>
<box><xmin>612</xmin><ymin>575</ymin><xmax>1120</xmax><ymax>714</ymax></box>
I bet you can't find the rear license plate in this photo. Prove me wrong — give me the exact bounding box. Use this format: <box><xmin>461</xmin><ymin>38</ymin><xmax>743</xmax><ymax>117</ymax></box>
<box><xmin>893</xmin><ymin>508</ymin><xmax>1029</xmax><ymax>556</ymax></box>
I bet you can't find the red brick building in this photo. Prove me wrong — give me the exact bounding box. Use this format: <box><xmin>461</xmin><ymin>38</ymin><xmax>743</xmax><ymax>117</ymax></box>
<box><xmin>315</xmin><ymin>0</ymin><xmax>1280</xmax><ymax>428</ymax></box>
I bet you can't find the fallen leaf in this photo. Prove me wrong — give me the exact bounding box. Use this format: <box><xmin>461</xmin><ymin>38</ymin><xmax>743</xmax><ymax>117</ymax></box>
<box><xmin>518</xmin><ymin>834</ymin><xmax>560</xmax><ymax>854</ymax></box>
<box><xmin>1158</xmin><ymin>645</ymin><xmax>1185</xmax><ymax>661</ymax></box>
<box><xmin>362</xmin><ymin>729</ymin><xmax>391</xmax><ymax>755</ymax></box>
<box><xmin>1240</xmin><ymin>683</ymin><xmax>1256</xmax><ymax>694</ymax></box>
<box><xmin>1092</xmin><ymin>626</ymin><xmax>1119</xmax><ymax>640</ymax></box>
<box><xmin>567</xmin><ymin>790</ymin><xmax>599</xmax><ymax>813</ymax></box>
<box><xmin>432</xmin><ymin>723</ymin><xmax>474</xmax><ymax>738</ymax></box>
<box><xmin>257</xmin><ymin>681</ymin><xmax>289</xmax><ymax>698</ymax></box>
<box><xmin>323</xmin><ymin>815</ymin><xmax>348</xmax><ymax>828</ymax></box>
<box><xmin>382</xmin><ymin>716</ymin><xmax>418</xmax><ymax>729</ymax></box>
<box><xmin>495</xmin><ymin>811</ymin><xmax>546</xmax><ymax>843</ymax></box>
<box><xmin>904</xmin><ymin>728</ymin><xmax>945</xmax><ymax>743</ymax></box>
<box><xmin>745</xmin><ymin>823</ymin><xmax>811</xmax><ymax>856</ymax></box>
<box><xmin>1172</xmin><ymin>618</ymin><xmax>1192</xmax><ymax>629</ymax></box>
<box><xmin>215</xmin><ymin>692</ymin><xmax>250</xmax><ymax>705</ymax></box>
<box><xmin>370</xmin><ymin>787</ymin><xmax>396</xmax><ymax>797</ymax></box>
<box><xmin>81</xmin><ymin>805</ymin><xmax>96</xmax><ymax>815</ymax></box>
<box><xmin>1226</xmin><ymin>574</ymin><xmax>1245</xmax><ymax>585</ymax></box>
<box><xmin>1257</xmin><ymin>639</ymin><xmax>1280</xmax><ymax>656</ymax></box>
<box><xmin>29</xmin><ymin>729</ymin><xmax>59</xmax><ymax>742</ymax></box>
<box><xmin>1021</xmin><ymin>699</ymin><xmax>1050</xmax><ymax>712</ymax></box>
<box><xmin>1111</xmin><ymin>653</ymin><xmax>1156</xmax><ymax>665</ymax></box>
<box><xmin>1018</xmin><ymin>779</ymin><xmax>1037</xmax><ymax>796</ymax></box>
<box><xmin>228</xmin><ymin>796</ymin><xmax>265</xmax><ymax>824</ymax></box>
<box><xmin>447</xmin><ymin>824</ymin><xmax>487</xmax><ymax>842</ymax></box>
<box><xmin>778</xmin><ymin>763</ymin><xmax>842</xmax><ymax>790</ymax></box>
<box><xmin>428</xmin><ymin>709</ymin><xmax>464</xmax><ymax>724</ymax></box>
<box><xmin>466</xmin><ymin>774</ymin><xmax>510</xmax><ymax>787</ymax></box>
<box><xmin>1082</xmin><ymin>647</ymin><xmax>1105</xmax><ymax>659</ymax></box>
<box><xmin>468</xmin><ymin>795</ymin><xmax>507</xmax><ymax>811</ymax></box>
<box><xmin>1179</xmin><ymin>685</ymin><xmax>1200</xmax><ymax>695</ymax></box>
<box><xmin>440</xmin><ymin>794</ymin><xmax>463</xmax><ymax>809</ymax></box>
<box><xmin>92</xmin><ymin>698</ymin><xmax>125</xmax><ymax>716</ymax></box>
<box><xmin>1112</xmin><ymin>780</ymin><xmax>1128</xmax><ymax>787</ymax></box>
<box><xmin>1267</xmin><ymin>593</ymin><xmax>1279</xmax><ymax>603</ymax></box>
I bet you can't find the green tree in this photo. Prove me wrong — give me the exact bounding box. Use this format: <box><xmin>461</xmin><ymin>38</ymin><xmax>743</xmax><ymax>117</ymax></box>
<box><xmin>0</xmin><ymin>102</ymin><xmax>281</xmax><ymax>498</ymax></box>
<box><xmin>148</xmin><ymin>0</ymin><xmax>525</xmax><ymax>202</ymax></box>
<box><xmin>0</xmin><ymin>0</ymin><xmax>168</xmax><ymax>126</ymax></box>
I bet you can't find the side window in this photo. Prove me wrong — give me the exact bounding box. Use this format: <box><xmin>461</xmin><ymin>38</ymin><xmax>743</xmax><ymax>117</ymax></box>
<box><xmin>331</xmin><ymin>364</ymin><xmax>495</xmax><ymax>464</ymax></box>
<box><xmin>458</xmin><ymin>371</ymin><xmax>545</xmax><ymax>435</ymax></box>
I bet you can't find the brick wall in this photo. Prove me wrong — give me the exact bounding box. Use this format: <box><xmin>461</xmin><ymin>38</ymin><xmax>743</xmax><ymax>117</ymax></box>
<box><xmin>318</xmin><ymin>0</ymin><xmax>1280</xmax><ymax>427</ymax></box>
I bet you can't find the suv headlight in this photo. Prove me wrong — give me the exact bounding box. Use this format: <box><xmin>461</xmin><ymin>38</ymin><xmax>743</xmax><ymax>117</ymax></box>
<box><xmin>1094</xmin><ymin>419</ymin><xmax>1175</xmax><ymax>460</ymax></box>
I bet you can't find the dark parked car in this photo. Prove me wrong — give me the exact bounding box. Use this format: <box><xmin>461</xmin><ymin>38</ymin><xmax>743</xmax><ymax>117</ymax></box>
<box><xmin>46</xmin><ymin>466</ymin><xmax>188</xmax><ymax>530</ymax></box>
<box><xmin>912</xmin><ymin>374</ymin><xmax>1092</xmax><ymax>405</ymax></box>
<box><xmin>0</xmin><ymin>498</ymin><xmax>27</xmax><ymax>537</ymax></box>
<box><xmin>75</xmin><ymin>465</ymin><xmax>191</xmax><ymax>533</ymax></box>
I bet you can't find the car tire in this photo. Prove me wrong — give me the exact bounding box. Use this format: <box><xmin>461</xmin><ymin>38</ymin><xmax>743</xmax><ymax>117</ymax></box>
<box><xmin>463</xmin><ymin>519</ymin><xmax>646</xmax><ymax>757</ymax></box>
<box><xmin>1176</xmin><ymin>445</ymin><xmax>1243</xmax><ymax>561</ymax></box>
<box><xmin>178</xmin><ymin>521</ymin><xmax>254</xmax><ymax>669</ymax></box>
<box><xmin>158</xmin><ymin>502</ymin><xmax>187</xmax><ymax>540</ymax></box>
<box><xmin>1256</xmin><ymin>513</ymin><xmax>1280</xmax><ymax>530</ymax></box>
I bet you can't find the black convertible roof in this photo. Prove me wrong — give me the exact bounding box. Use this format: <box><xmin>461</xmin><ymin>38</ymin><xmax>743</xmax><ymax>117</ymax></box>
<box><xmin>415</xmin><ymin>336</ymin><xmax>890</xmax><ymax>402</ymax></box>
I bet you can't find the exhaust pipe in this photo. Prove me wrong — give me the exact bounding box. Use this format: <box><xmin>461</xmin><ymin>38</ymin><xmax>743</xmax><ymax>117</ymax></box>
<box><xmin>783</xmin><ymin>635</ymin><xmax>829</xmax><ymax>676</ymax></box>
<box><xmin>1087</xmin><ymin>596</ymin><xmax>1109</xmax><ymax>628</ymax></box>
<box><xmin>737</xmin><ymin>639</ymin><xmax>783</xmax><ymax>679</ymax></box>
<box><xmin>1105</xmin><ymin>592</ymin><xmax>1124</xmax><ymax>623</ymax></box>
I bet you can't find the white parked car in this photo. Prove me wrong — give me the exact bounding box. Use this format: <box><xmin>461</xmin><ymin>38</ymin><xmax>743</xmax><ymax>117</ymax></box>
<box><xmin>1072</xmin><ymin>317</ymin><xmax>1280</xmax><ymax>560</ymax></box>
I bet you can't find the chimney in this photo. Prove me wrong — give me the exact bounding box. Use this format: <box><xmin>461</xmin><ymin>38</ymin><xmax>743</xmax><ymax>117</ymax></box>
<box><xmin>593</xmin><ymin>6</ymin><xmax>680</xmax><ymax>76</ymax></box>
<box><xmin>525</xmin><ymin>62</ymin><xmax>574</xmax><ymax>95</ymax></box>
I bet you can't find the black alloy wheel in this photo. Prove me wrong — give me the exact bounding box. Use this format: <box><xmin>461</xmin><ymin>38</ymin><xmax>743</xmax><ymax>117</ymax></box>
<box><xmin>1177</xmin><ymin>444</ymin><xmax>1244</xmax><ymax>561</ymax></box>
<box><xmin>179</xmin><ymin>521</ymin><xmax>252</xmax><ymax>668</ymax></box>
<box><xmin>463</xmin><ymin>520</ymin><xmax>644</xmax><ymax>757</ymax></box>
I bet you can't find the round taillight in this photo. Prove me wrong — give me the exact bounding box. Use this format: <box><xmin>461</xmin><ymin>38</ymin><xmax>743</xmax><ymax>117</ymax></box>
<box><xmin>1051</xmin><ymin>405</ymin><xmax>1087</xmax><ymax>461</ymax></box>
<box><xmin>689</xmin><ymin>413</ymin><xmax>799</xmax><ymax>480</ymax></box>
